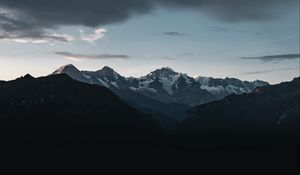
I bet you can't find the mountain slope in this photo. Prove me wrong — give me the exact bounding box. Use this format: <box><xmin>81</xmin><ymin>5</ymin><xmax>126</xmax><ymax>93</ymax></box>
<box><xmin>176</xmin><ymin>77</ymin><xmax>300</xmax><ymax>144</ymax></box>
<box><xmin>133</xmin><ymin>67</ymin><xmax>216</xmax><ymax>105</ymax></box>
<box><xmin>0</xmin><ymin>74</ymin><xmax>163</xmax><ymax>144</ymax></box>
<box><xmin>111</xmin><ymin>87</ymin><xmax>190</xmax><ymax>129</ymax></box>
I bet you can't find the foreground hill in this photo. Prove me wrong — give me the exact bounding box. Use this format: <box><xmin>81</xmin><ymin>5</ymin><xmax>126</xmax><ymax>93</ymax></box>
<box><xmin>0</xmin><ymin>74</ymin><xmax>163</xmax><ymax>144</ymax></box>
<box><xmin>0</xmin><ymin>75</ymin><xmax>297</xmax><ymax>173</ymax></box>
<box><xmin>176</xmin><ymin>77</ymin><xmax>300</xmax><ymax>144</ymax></box>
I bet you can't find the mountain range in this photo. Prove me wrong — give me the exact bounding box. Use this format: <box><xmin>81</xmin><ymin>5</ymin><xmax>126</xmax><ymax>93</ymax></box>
<box><xmin>52</xmin><ymin>64</ymin><xmax>269</xmax><ymax>128</ymax></box>
<box><xmin>53</xmin><ymin>64</ymin><xmax>269</xmax><ymax>106</ymax></box>
<box><xmin>0</xmin><ymin>70</ymin><xmax>298</xmax><ymax>173</ymax></box>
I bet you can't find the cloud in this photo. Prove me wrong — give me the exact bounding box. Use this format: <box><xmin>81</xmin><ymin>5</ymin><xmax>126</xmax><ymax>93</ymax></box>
<box><xmin>178</xmin><ymin>53</ymin><xmax>194</xmax><ymax>56</ymax></box>
<box><xmin>55</xmin><ymin>51</ymin><xmax>130</xmax><ymax>61</ymax></box>
<box><xmin>160</xmin><ymin>32</ymin><xmax>185</xmax><ymax>36</ymax></box>
<box><xmin>0</xmin><ymin>11</ymin><xmax>74</xmax><ymax>43</ymax></box>
<box><xmin>0</xmin><ymin>0</ymin><xmax>296</xmax><ymax>41</ymax></box>
<box><xmin>161</xmin><ymin>56</ymin><xmax>176</xmax><ymax>60</ymax></box>
<box><xmin>210</xmin><ymin>26</ymin><xmax>230</xmax><ymax>32</ymax></box>
<box><xmin>209</xmin><ymin>26</ymin><xmax>263</xmax><ymax>35</ymax></box>
<box><xmin>242</xmin><ymin>67</ymin><xmax>297</xmax><ymax>75</ymax></box>
<box><xmin>80</xmin><ymin>28</ymin><xmax>106</xmax><ymax>43</ymax></box>
<box><xmin>241</xmin><ymin>54</ymin><xmax>300</xmax><ymax>63</ymax></box>
<box><xmin>0</xmin><ymin>32</ymin><xmax>74</xmax><ymax>43</ymax></box>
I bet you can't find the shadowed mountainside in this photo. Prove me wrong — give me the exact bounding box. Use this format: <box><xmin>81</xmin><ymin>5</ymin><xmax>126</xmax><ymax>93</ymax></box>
<box><xmin>0</xmin><ymin>74</ymin><xmax>163</xmax><ymax>144</ymax></box>
<box><xmin>176</xmin><ymin>77</ymin><xmax>300</xmax><ymax>144</ymax></box>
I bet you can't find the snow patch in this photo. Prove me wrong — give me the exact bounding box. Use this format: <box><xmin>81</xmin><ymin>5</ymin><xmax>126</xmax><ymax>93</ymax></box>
<box><xmin>129</xmin><ymin>87</ymin><xmax>137</xmax><ymax>91</ymax></box>
<box><xmin>111</xmin><ymin>82</ymin><xmax>118</xmax><ymax>88</ymax></box>
<box><xmin>129</xmin><ymin>86</ymin><xmax>157</xmax><ymax>93</ymax></box>
<box><xmin>201</xmin><ymin>85</ymin><xmax>224</xmax><ymax>95</ymax></box>
<box><xmin>83</xmin><ymin>74</ymin><xmax>91</xmax><ymax>79</ymax></box>
<box><xmin>226</xmin><ymin>85</ymin><xmax>238</xmax><ymax>94</ymax></box>
<box><xmin>196</xmin><ymin>76</ymin><xmax>210</xmax><ymax>85</ymax></box>
<box><xmin>139</xmin><ymin>79</ymin><xmax>154</xmax><ymax>88</ymax></box>
<box><xmin>159</xmin><ymin>77</ymin><xmax>174</xmax><ymax>95</ymax></box>
<box><xmin>97</xmin><ymin>78</ymin><xmax>109</xmax><ymax>87</ymax></box>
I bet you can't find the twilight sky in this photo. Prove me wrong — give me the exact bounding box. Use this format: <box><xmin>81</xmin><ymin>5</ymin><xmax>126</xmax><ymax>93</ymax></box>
<box><xmin>0</xmin><ymin>0</ymin><xmax>299</xmax><ymax>84</ymax></box>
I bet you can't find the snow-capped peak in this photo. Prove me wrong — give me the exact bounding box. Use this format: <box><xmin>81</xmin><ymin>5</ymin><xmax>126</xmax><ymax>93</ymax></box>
<box><xmin>155</xmin><ymin>67</ymin><xmax>176</xmax><ymax>73</ymax></box>
<box><xmin>97</xmin><ymin>66</ymin><xmax>121</xmax><ymax>79</ymax></box>
<box><xmin>146</xmin><ymin>67</ymin><xmax>178</xmax><ymax>79</ymax></box>
<box><xmin>52</xmin><ymin>64</ymin><xmax>80</xmax><ymax>74</ymax></box>
<box><xmin>175</xmin><ymin>73</ymin><xmax>193</xmax><ymax>84</ymax></box>
<box><xmin>52</xmin><ymin>64</ymin><xmax>91</xmax><ymax>83</ymax></box>
<box><xmin>99</xmin><ymin>66</ymin><xmax>115</xmax><ymax>73</ymax></box>
<box><xmin>253</xmin><ymin>80</ymin><xmax>269</xmax><ymax>87</ymax></box>
<box><xmin>160</xmin><ymin>67</ymin><xmax>175</xmax><ymax>72</ymax></box>
<box><xmin>195</xmin><ymin>76</ymin><xmax>210</xmax><ymax>85</ymax></box>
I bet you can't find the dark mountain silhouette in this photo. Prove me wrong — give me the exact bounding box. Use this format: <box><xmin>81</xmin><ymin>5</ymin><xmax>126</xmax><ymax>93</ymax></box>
<box><xmin>176</xmin><ymin>77</ymin><xmax>300</xmax><ymax>144</ymax></box>
<box><xmin>0</xmin><ymin>74</ymin><xmax>163</xmax><ymax>145</ymax></box>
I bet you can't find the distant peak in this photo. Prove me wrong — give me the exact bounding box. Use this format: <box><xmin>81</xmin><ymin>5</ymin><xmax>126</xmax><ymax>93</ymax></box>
<box><xmin>159</xmin><ymin>67</ymin><xmax>175</xmax><ymax>72</ymax></box>
<box><xmin>16</xmin><ymin>74</ymin><xmax>34</xmax><ymax>81</ymax></box>
<box><xmin>24</xmin><ymin>74</ymin><xmax>34</xmax><ymax>79</ymax></box>
<box><xmin>101</xmin><ymin>66</ymin><xmax>115</xmax><ymax>72</ymax></box>
<box><xmin>253</xmin><ymin>80</ymin><xmax>269</xmax><ymax>87</ymax></box>
<box><xmin>195</xmin><ymin>76</ymin><xmax>209</xmax><ymax>79</ymax></box>
<box><xmin>53</xmin><ymin>64</ymin><xmax>80</xmax><ymax>74</ymax></box>
<box><xmin>61</xmin><ymin>64</ymin><xmax>77</xmax><ymax>70</ymax></box>
<box><xmin>97</xmin><ymin>66</ymin><xmax>121</xmax><ymax>78</ymax></box>
<box><xmin>293</xmin><ymin>77</ymin><xmax>300</xmax><ymax>81</ymax></box>
<box><xmin>148</xmin><ymin>67</ymin><xmax>177</xmax><ymax>77</ymax></box>
<box><xmin>152</xmin><ymin>67</ymin><xmax>176</xmax><ymax>73</ymax></box>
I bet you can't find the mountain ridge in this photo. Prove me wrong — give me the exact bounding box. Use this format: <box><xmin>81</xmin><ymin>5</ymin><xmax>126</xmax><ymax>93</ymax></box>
<box><xmin>52</xmin><ymin>64</ymin><xmax>269</xmax><ymax>106</ymax></box>
<box><xmin>50</xmin><ymin>64</ymin><xmax>270</xmax><ymax>129</ymax></box>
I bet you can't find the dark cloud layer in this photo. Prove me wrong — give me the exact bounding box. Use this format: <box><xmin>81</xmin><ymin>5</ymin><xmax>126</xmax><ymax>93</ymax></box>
<box><xmin>55</xmin><ymin>51</ymin><xmax>130</xmax><ymax>60</ymax></box>
<box><xmin>241</xmin><ymin>54</ymin><xmax>300</xmax><ymax>63</ymax></box>
<box><xmin>0</xmin><ymin>0</ymin><xmax>297</xmax><ymax>41</ymax></box>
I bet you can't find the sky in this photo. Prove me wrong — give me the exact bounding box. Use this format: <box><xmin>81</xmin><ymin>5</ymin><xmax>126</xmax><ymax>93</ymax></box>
<box><xmin>0</xmin><ymin>0</ymin><xmax>299</xmax><ymax>84</ymax></box>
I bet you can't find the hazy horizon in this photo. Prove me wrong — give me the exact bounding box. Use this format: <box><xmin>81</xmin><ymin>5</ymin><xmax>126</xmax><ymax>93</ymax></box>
<box><xmin>0</xmin><ymin>63</ymin><xmax>299</xmax><ymax>85</ymax></box>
